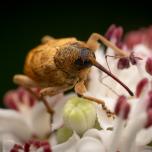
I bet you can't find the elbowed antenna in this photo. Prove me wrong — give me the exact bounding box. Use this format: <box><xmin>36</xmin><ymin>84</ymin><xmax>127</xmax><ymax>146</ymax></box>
<box><xmin>90</xmin><ymin>59</ymin><xmax>134</xmax><ymax>96</ymax></box>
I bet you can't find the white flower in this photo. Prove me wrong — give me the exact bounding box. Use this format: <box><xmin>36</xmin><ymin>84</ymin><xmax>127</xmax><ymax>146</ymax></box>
<box><xmin>52</xmin><ymin>25</ymin><xmax>152</xmax><ymax>152</ymax></box>
<box><xmin>52</xmin><ymin>79</ymin><xmax>152</xmax><ymax>152</ymax></box>
<box><xmin>0</xmin><ymin>87</ymin><xmax>74</xmax><ymax>151</ymax></box>
<box><xmin>1</xmin><ymin>25</ymin><xmax>152</xmax><ymax>152</ymax></box>
<box><xmin>52</xmin><ymin>129</ymin><xmax>107</xmax><ymax>152</ymax></box>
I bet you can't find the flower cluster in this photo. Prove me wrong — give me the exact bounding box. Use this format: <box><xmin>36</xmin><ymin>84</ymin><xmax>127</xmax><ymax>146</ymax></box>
<box><xmin>0</xmin><ymin>25</ymin><xmax>152</xmax><ymax>152</ymax></box>
<box><xmin>9</xmin><ymin>140</ymin><xmax>51</xmax><ymax>152</ymax></box>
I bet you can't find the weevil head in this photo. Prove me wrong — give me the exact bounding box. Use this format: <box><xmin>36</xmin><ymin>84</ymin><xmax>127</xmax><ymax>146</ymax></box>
<box><xmin>54</xmin><ymin>42</ymin><xmax>96</xmax><ymax>73</ymax></box>
<box><xmin>54</xmin><ymin>41</ymin><xmax>134</xmax><ymax>96</ymax></box>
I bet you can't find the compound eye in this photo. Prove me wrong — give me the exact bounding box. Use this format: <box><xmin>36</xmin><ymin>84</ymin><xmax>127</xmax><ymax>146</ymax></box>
<box><xmin>74</xmin><ymin>48</ymin><xmax>95</xmax><ymax>68</ymax></box>
<box><xmin>75</xmin><ymin>58</ymin><xmax>91</xmax><ymax>67</ymax></box>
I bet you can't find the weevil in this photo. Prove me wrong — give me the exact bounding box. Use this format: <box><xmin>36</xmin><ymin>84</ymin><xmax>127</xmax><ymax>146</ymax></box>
<box><xmin>13</xmin><ymin>33</ymin><xmax>133</xmax><ymax>117</ymax></box>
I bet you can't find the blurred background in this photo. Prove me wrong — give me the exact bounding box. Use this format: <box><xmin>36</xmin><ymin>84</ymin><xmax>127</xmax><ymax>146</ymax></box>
<box><xmin>0</xmin><ymin>2</ymin><xmax>152</xmax><ymax>106</ymax></box>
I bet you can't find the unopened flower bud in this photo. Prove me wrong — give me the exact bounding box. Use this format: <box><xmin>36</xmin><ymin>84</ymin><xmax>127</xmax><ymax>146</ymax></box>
<box><xmin>129</xmin><ymin>53</ymin><xmax>137</xmax><ymax>65</ymax></box>
<box><xmin>124</xmin><ymin>31</ymin><xmax>144</xmax><ymax>49</ymax></box>
<box><xmin>105</xmin><ymin>24</ymin><xmax>116</xmax><ymax>40</ymax></box>
<box><xmin>136</xmin><ymin>78</ymin><xmax>149</xmax><ymax>97</ymax></box>
<box><xmin>117</xmin><ymin>58</ymin><xmax>130</xmax><ymax>70</ymax></box>
<box><xmin>148</xmin><ymin>90</ymin><xmax>152</xmax><ymax>109</ymax></box>
<box><xmin>105</xmin><ymin>25</ymin><xmax>123</xmax><ymax>43</ymax></box>
<box><xmin>63</xmin><ymin>97</ymin><xmax>96</xmax><ymax>135</ymax></box>
<box><xmin>115</xmin><ymin>95</ymin><xmax>130</xmax><ymax>119</ymax></box>
<box><xmin>113</xmin><ymin>26</ymin><xmax>123</xmax><ymax>41</ymax></box>
<box><xmin>56</xmin><ymin>127</ymin><xmax>73</xmax><ymax>144</ymax></box>
<box><xmin>145</xmin><ymin>57</ymin><xmax>152</xmax><ymax>76</ymax></box>
<box><xmin>145</xmin><ymin>109</ymin><xmax>152</xmax><ymax>128</ymax></box>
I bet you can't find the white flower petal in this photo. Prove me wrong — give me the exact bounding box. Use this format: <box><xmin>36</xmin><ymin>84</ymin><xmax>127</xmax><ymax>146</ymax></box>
<box><xmin>99</xmin><ymin>130</ymin><xmax>112</xmax><ymax>150</ymax></box>
<box><xmin>49</xmin><ymin>132</ymin><xmax>58</xmax><ymax>146</ymax></box>
<box><xmin>76</xmin><ymin>137</ymin><xmax>105</xmax><ymax>152</ymax></box>
<box><xmin>0</xmin><ymin>109</ymin><xmax>31</xmax><ymax>141</ymax></box>
<box><xmin>0</xmin><ymin>140</ymin><xmax>15</xmax><ymax>152</ymax></box>
<box><xmin>84</xmin><ymin>93</ymin><xmax>116</xmax><ymax>130</ymax></box>
<box><xmin>31</xmin><ymin>102</ymin><xmax>51</xmax><ymax>138</ymax></box>
<box><xmin>36</xmin><ymin>148</ymin><xmax>44</xmax><ymax>152</ymax></box>
<box><xmin>83</xmin><ymin>128</ymin><xmax>112</xmax><ymax>150</ymax></box>
<box><xmin>31</xmin><ymin>93</ymin><xmax>73</xmax><ymax>137</ymax></box>
<box><xmin>52</xmin><ymin>132</ymin><xmax>80</xmax><ymax>152</ymax></box>
<box><xmin>136</xmin><ymin>126</ymin><xmax>152</xmax><ymax>146</ymax></box>
<box><xmin>45</xmin><ymin>93</ymin><xmax>64</xmax><ymax>107</ymax></box>
<box><xmin>133</xmin><ymin>44</ymin><xmax>151</xmax><ymax>60</ymax></box>
<box><xmin>95</xmin><ymin>97</ymin><xmax>117</xmax><ymax>130</ymax></box>
<box><xmin>135</xmin><ymin>146</ymin><xmax>152</xmax><ymax>152</ymax></box>
<box><xmin>140</xmin><ymin>146</ymin><xmax>152</xmax><ymax>152</ymax></box>
<box><xmin>83</xmin><ymin>129</ymin><xmax>103</xmax><ymax>141</ymax></box>
<box><xmin>1</xmin><ymin>139</ymin><xmax>16</xmax><ymax>152</ymax></box>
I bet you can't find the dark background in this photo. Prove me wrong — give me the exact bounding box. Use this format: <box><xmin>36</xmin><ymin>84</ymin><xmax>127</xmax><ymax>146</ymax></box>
<box><xmin>0</xmin><ymin>2</ymin><xmax>152</xmax><ymax>106</ymax></box>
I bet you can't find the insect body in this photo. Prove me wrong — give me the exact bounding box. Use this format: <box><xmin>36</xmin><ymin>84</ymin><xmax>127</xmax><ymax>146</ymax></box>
<box><xmin>24</xmin><ymin>38</ymin><xmax>93</xmax><ymax>89</ymax></box>
<box><xmin>13</xmin><ymin>33</ymin><xmax>133</xmax><ymax>117</ymax></box>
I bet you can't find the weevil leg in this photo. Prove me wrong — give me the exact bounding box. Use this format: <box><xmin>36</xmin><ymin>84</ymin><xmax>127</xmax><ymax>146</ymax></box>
<box><xmin>87</xmin><ymin>33</ymin><xmax>129</xmax><ymax>57</ymax></box>
<box><xmin>40</xmin><ymin>85</ymin><xmax>71</xmax><ymax>121</ymax></box>
<box><xmin>74</xmin><ymin>81</ymin><xmax>115</xmax><ymax>118</ymax></box>
<box><xmin>40</xmin><ymin>86</ymin><xmax>68</xmax><ymax>97</ymax></box>
<box><xmin>40</xmin><ymin>86</ymin><xmax>71</xmax><ymax>123</ymax></box>
<box><xmin>13</xmin><ymin>74</ymin><xmax>54</xmax><ymax>117</ymax></box>
<box><xmin>13</xmin><ymin>74</ymin><xmax>39</xmax><ymax>88</ymax></box>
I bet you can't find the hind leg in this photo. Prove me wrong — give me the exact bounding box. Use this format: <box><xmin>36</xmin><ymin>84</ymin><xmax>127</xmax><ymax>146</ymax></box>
<box><xmin>87</xmin><ymin>33</ymin><xmax>130</xmax><ymax>57</ymax></box>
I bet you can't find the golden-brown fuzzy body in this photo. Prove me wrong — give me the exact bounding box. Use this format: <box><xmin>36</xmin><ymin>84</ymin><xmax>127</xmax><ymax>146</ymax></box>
<box><xmin>24</xmin><ymin>37</ymin><xmax>90</xmax><ymax>89</ymax></box>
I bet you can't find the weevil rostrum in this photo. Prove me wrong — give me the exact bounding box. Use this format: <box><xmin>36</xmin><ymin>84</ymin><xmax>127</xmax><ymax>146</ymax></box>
<box><xmin>13</xmin><ymin>33</ymin><xmax>134</xmax><ymax>118</ymax></box>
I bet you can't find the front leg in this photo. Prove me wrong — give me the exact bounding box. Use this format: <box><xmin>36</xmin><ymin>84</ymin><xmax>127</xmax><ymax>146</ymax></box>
<box><xmin>75</xmin><ymin>81</ymin><xmax>115</xmax><ymax>118</ymax></box>
<box><xmin>13</xmin><ymin>74</ymin><xmax>54</xmax><ymax>116</ymax></box>
<box><xmin>87</xmin><ymin>33</ymin><xmax>130</xmax><ymax>57</ymax></box>
<box><xmin>13</xmin><ymin>74</ymin><xmax>39</xmax><ymax>88</ymax></box>
<box><xmin>40</xmin><ymin>85</ymin><xmax>69</xmax><ymax>97</ymax></box>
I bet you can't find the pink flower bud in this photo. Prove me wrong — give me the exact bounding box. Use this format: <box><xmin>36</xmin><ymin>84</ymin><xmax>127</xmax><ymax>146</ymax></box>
<box><xmin>117</xmin><ymin>58</ymin><xmax>130</xmax><ymax>69</ymax></box>
<box><xmin>145</xmin><ymin>109</ymin><xmax>152</xmax><ymax>128</ymax></box>
<box><xmin>124</xmin><ymin>31</ymin><xmax>145</xmax><ymax>49</ymax></box>
<box><xmin>145</xmin><ymin>26</ymin><xmax>152</xmax><ymax>48</ymax></box>
<box><xmin>105</xmin><ymin>24</ymin><xmax>116</xmax><ymax>40</ymax></box>
<box><xmin>3</xmin><ymin>91</ymin><xmax>19</xmax><ymax>110</ymax></box>
<box><xmin>11</xmin><ymin>140</ymin><xmax>52</xmax><ymax>152</ymax></box>
<box><xmin>145</xmin><ymin>57</ymin><xmax>152</xmax><ymax>76</ymax></box>
<box><xmin>147</xmin><ymin>90</ymin><xmax>152</xmax><ymax>110</ymax></box>
<box><xmin>136</xmin><ymin>78</ymin><xmax>149</xmax><ymax>97</ymax></box>
<box><xmin>3</xmin><ymin>87</ymin><xmax>37</xmax><ymax>111</ymax></box>
<box><xmin>10</xmin><ymin>144</ymin><xmax>23</xmax><ymax>152</ymax></box>
<box><xmin>17</xmin><ymin>87</ymin><xmax>36</xmax><ymax>106</ymax></box>
<box><xmin>115</xmin><ymin>95</ymin><xmax>130</xmax><ymax>119</ymax></box>
<box><xmin>26</xmin><ymin>140</ymin><xmax>52</xmax><ymax>152</ymax></box>
<box><xmin>24</xmin><ymin>142</ymin><xmax>30</xmax><ymax>152</ymax></box>
<box><xmin>129</xmin><ymin>53</ymin><xmax>137</xmax><ymax>65</ymax></box>
<box><xmin>113</xmin><ymin>26</ymin><xmax>123</xmax><ymax>41</ymax></box>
